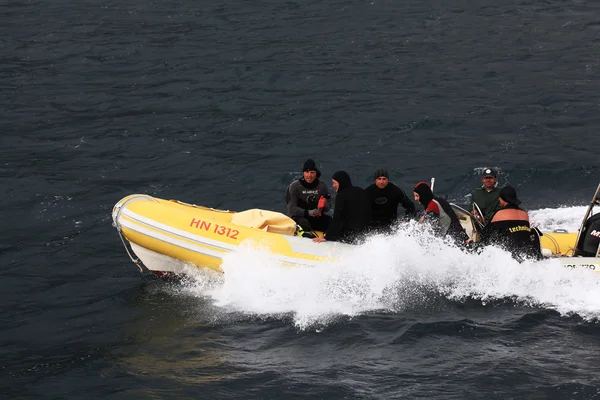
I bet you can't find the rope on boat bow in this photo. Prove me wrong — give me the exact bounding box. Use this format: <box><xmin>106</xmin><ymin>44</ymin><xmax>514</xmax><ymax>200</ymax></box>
<box><xmin>116</xmin><ymin>227</ymin><xmax>144</xmax><ymax>273</ymax></box>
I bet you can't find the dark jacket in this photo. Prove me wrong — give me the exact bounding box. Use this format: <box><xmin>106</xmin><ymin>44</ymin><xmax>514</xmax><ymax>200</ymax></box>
<box><xmin>285</xmin><ymin>178</ymin><xmax>331</xmax><ymax>218</ymax></box>
<box><xmin>365</xmin><ymin>182</ymin><xmax>416</xmax><ymax>229</ymax></box>
<box><xmin>479</xmin><ymin>204</ymin><xmax>542</xmax><ymax>262</ymax></box>
<box><xmin>325</xmin><ymin>171</ymin><xmax>372</xmax><ymax>243</ymax></box>
<box><xmin>471</xmin><ymin>186</ymin><xmax>501</xmax><ymax>223</ymax></box>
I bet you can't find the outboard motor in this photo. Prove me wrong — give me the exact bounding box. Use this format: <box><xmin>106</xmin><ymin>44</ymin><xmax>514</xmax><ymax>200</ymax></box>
<box><xmin>575</xmin><ymin>213</ymin><xmax>600</xmax><ymax>257</ymax></box>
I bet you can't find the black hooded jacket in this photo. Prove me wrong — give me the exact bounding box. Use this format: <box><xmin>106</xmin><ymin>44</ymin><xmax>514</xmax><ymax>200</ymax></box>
<box><xmin>325</xmin><ymin>171</ymin><xmax>372</xmax><ymax>243</ymax></box>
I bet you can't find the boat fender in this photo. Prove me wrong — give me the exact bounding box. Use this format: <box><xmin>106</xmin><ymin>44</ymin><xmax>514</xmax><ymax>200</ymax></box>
<box><xmin>541</xmin><ymin>248</ymin><xmax>553</xmax><ymax>258</ymax></box>
<box><xmin>112</xmin><ymin>194</ymin><xmax>156</xmax><ymax>229</ymax></box>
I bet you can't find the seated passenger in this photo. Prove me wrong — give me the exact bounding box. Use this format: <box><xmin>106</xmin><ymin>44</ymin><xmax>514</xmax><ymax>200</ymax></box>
<box><xmin>479</xmin><ymin>186</ymin><xmax>542</xmax><ymax>262</ymax></box>
<box><xmin>413</xmin><ymin>181</ymin><xmax>469</xmax><ymax>246</ymax></box>
<box><xmin>365</xmin><ymin>168</ymin><xmax>416</xmax><ymax>232</ymax></box>
<box><xmin>285</xmin><ymin>159</ymin><xmax>332</xmax><ymax>232</ymax></box>
<box><xmin>313</xmin><ymin>171</ymin><xmax>372</xmax><ymax>244</ymax></box>
<box><xmin>471</xmin><ymin>167</ymin><xmax>502</xmax><ymax>224</ymax></box>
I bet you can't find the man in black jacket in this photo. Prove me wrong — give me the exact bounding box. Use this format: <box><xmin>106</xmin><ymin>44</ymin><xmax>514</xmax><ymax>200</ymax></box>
<box><xmin>285</xmin><ymin>159</ymin><xmax>332</xmax><ymax>232</ymax></box>
<box><xmin>365</xmin><ymin>168</ymin><xmax>416</xmax><ymax>232</ymax></box>
<box><xmin>313</xmin><ymin>171</ymin><xmax>372</xmax><ymax>244</ymax></box>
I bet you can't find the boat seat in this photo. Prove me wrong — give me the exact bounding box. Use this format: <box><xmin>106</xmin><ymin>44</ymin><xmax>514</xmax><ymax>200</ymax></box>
<box><xmin>230</xmin><ymin>209</ymin><xmax>297</xmax><ymax>235</ymax></box>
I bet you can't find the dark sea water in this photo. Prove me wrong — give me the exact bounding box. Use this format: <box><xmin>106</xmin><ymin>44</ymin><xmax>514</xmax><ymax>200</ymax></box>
<box><xmin>3</xmin><ymin>0</ymin><xmax>600</xmax><ymax>398</ymax></box>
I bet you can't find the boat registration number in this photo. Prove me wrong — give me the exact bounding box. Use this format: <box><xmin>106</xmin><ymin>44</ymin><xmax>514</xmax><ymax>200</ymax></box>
<box><xmin>190</xmin><ymin>218</ymin><xmax>239</xmax><ymax>239</ymax></box>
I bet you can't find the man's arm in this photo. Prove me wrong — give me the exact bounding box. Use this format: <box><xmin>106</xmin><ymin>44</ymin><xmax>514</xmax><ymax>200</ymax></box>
<box><xmin>396</xmin><ymin>186</ymin><xmax>416</xmax><ymax>219</ymax></box>
<box><xmin>470</xmin><ymin>188</ymin><xmax>486</xmax><ymax>223</ymax></box>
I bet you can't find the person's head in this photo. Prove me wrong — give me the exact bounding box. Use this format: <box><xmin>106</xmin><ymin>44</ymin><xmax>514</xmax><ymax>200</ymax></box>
<box><xmin>413</xmin><ymin>181</ymin><xmax>433</xmax><ymax>206</ymax></box>
<box><xmin>499</xmin><ymin>185</ymin><xmax>521</xmax><ymax>207</ymax></box>
<box><xmin>481</xmin><ymin>167</ymin><xmax>497</xmax><ymax>190</ymax></box>
<box><xmin>374</xmin><ymin>168</ymin><xmax>389</xmax><ymax>189</ymax></box>
<box><xmin>302</xmin><ymin>159</ymin><xmax>320</xmax><ymax>183</ymax></box>
<box><xmin>332</xmin><ymin>170</ymin><xmax>352</xmax><ymax>193</ymax></box>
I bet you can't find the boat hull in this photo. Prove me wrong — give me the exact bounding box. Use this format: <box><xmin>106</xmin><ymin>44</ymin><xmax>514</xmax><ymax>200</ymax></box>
<box><xmin>539</xmin><ymin>230</ymin><xmax>578</xmax><ymax>256</ymax></box>
<box><xmin>129</xmin><ymin>242</ymin><xmax>196</xmax><ymax>277</ymax></box>
<box><xmin>113</xmin><ymin>194</ymin><xmax>600</xmax><ymax>275</ymax></box>
<box><xmin>112</xmin><ymin>194</ymin><xmax>350</xmax><ymax>274</ymax></box>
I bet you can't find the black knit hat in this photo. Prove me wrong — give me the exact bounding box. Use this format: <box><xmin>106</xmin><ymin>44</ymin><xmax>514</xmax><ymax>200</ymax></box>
<box><xmin>374</xmin><ymin>168</ymin><xmax>389</xmax><ymax>180</ymax></box>
<box><xmin>303</xmin><ymin>159</ymin><xmax>317</xmax><ymax>171</ymax></box>
<box><xmin>302</xmin><ymin>159</ymin><xmax>321</xmax><ymax>178</ymax></box>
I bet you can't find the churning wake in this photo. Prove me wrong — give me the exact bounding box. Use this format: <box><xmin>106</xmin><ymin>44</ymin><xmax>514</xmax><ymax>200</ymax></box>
<box><xmin>173</xmin><ymin>205</ymin><xmax>600</xmax><ymax>329</ymax></box>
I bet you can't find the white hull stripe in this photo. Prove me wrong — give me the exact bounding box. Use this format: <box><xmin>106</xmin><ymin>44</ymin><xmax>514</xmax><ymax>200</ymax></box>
<box><xmin>121</xmin><ymin>208</ymin><xmax>235</xmax><ymax>252</ymax></box>
<box><xmin>120</xmin><ymin>218</ymin><xmax>228</xmax><ymax>260</ymax></box>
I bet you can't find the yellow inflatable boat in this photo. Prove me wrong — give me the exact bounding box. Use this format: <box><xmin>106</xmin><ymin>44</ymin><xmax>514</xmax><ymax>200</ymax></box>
<box><xmin>112</xmin><ymin>194</ymin><xmax>351</xmax><ymax>276</ymax></box>
<box><xmin>113</xmin><ymin>185</ymin><xmax>600</xmax><ymax>276</ymax></box>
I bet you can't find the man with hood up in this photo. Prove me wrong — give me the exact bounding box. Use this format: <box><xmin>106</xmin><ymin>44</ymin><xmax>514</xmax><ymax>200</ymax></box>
<box><xmin>313</xmin><ymin>170</ymin><xmax>372</xmax><ymax>244</ymax></box>
<box><xmin>478</xmin><ymin>186</ymin><xmax>542</xmax><ymax>262</ymax></box>
<box><xmin>413</xmin><ymin>181</ymin><xmax>469</xmax><ymax>246</ymax></box>
<box><xmin>285</xmin><ymin>159</ymin><xmax>332</xmax><ymax>232</ymax></box>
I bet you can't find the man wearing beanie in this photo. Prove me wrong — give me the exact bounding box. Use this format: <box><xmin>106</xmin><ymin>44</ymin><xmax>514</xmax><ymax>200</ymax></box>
<box><xmin>365</xmin><ymin>168</ymin><xmax>416</xmax><ymax>232</ymax></box>
<box><xmin>285</xmin><ymin>159</ymin><xmax>332</xmax><ymax>233</ymax></box>
<box><xmin>313</xmin><ymin>170</ymin><xmax>372</xmax><ymax>244</ymax></box>
<box><xmin>478</xmin><ymin>186</ymin><xmax>541</xmax><ymax>262</ymax></box>
<box><xmin>413</xmin><ymin>181</ymin><xmax>469</xmax><ymax>246</ymax></box>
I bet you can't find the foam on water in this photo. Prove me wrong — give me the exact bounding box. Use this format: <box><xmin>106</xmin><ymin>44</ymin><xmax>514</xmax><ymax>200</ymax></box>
<box><xmin>530</xmin><ymin>205</ymin><xmax>587</xmax><ymax>232</ymax></box>
<box><xmin>176</xmin><ymin>206</ymin><xmax>600</xmax><ymax>330</ymax></box>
